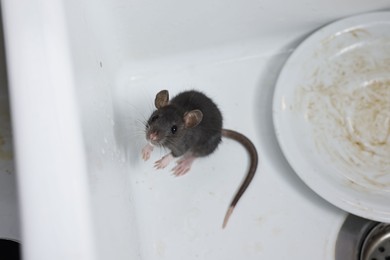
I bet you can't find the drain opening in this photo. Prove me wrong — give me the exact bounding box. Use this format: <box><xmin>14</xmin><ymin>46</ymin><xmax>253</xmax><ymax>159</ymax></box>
<box><xmin>360</xmin><ymin>223</ymin><xmax>390</xmax><ymax>260</ymax></box>
<box><xmin>0</xmin><ymin>238</ymin><xmax>21</xmax><ymax>260</ymax></box>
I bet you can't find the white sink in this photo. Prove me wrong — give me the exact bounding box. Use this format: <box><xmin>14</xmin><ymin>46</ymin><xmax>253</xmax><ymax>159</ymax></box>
<box><xmin>2</xmin><ymin>1</ymin><xmax>389</xmax><ymax>260</ymax></box>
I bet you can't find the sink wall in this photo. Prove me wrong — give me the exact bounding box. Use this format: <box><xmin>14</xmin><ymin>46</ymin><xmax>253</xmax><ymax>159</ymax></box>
<box><xmin>0</xmin><ymin>6</ymin><xmax>20</xmax><ymax>245</ymax></box>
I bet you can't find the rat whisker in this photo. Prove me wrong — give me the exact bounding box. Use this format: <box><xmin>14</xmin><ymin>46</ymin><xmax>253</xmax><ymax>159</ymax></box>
<box><xmin>116</xmin><ymin>130</ymin><xmax>145</xmax><ymax>140</ymax></box>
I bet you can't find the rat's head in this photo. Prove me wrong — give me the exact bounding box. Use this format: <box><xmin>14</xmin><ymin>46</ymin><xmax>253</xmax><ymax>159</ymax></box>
<box><xmin>145</xmin><ymin>90</ymin><xmax>203</xmax><ymax>147</ymax></box>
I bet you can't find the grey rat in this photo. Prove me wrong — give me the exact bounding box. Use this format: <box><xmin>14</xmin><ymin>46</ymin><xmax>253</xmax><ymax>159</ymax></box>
<box><xmin>142</xmin><ymin>90</ymin><xmax>258</xmax><ymax>228</ymax></box>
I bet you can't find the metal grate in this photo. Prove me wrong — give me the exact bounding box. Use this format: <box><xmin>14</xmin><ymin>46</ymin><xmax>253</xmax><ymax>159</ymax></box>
<box><xmin>360</xmin><ymin>224</ymin><xmax>390</xmax><ymax>260</ymax></box>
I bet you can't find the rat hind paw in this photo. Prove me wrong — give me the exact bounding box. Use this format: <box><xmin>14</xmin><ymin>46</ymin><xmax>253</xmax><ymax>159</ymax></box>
<box><xmin>154</xmin><ymin>153</ymin><xmax>174</xmax><ymax>169</ymax></box>
<box><xmin>172</xmin><ymin>156</ymin><xmax>196</xmax><ymax>176</ymax></box>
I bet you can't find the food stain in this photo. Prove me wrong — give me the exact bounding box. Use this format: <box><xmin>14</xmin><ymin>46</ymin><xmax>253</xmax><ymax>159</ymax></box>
<box><xmin>295</xmin><ymin>32</ymin><xmax>390</xmax><ymax>191</ymax></box>
<box><xmin>347</xmin><ymin>28</ymin><xmax>370</xmax><ymax>39</ymax></box>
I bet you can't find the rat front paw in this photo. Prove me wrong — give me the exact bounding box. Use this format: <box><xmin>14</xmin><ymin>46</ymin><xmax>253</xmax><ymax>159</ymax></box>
<box><xmin>142</xmin><ymin>143</ymin><xmax>154</xmax><ymax>161</ymax></box>
<box><xmin>172</xmin><ymin>156</ymin><xmax>196</xmax><ymax>176</ymax></box>
<box><xmin>154</xmin><ymin>153</ymin><xmax>174</xmax><ymax>169</ymax></box>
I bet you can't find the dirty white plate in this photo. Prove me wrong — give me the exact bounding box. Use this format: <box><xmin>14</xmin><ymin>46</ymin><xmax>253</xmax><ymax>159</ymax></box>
<box><xmin>273</xmin><ymin>12</ymin><xmax>390</xmax><ymax>221</ymax></box>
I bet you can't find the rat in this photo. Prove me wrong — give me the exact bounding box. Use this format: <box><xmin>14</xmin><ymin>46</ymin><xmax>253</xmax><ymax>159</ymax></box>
<box><xmin>141</xmin><ymin>90</ymin><xmax>258</xmax><ymax>228</ymax></box>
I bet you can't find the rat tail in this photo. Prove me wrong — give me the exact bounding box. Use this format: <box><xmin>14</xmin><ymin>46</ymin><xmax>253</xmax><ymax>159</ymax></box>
<box><xmin>222</xmin><ymin>206</ymin><xmax>234</xmax><ymax>229</ymax></box>
<box><xmin>221</xmin><ymin>129</ymin><xmax>258</xmax><ymax>229</ymax></box>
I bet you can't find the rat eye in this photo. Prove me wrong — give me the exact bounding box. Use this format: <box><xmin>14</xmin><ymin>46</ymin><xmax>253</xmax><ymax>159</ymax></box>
<box><xmin>171</xmin><ymin>125</ymin><xmax>177</xmax><ymax>134</ymax></box>
<box><xmin>151</xmin><ymin>115</ymin><xmax>159</xmax><ymax>122</ymax></box>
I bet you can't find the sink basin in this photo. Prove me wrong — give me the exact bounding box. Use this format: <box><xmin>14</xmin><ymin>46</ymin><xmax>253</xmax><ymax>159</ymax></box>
<box><xmin>2</xmin><ymin>0</ymin><xmax>389</xmax><ymax>260</ymax></box>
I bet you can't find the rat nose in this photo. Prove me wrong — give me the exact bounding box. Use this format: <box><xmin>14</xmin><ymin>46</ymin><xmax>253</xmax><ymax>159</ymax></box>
<box><xmin>149</xmin><ymin>131</ymin><xmax>159</xmax><ymax>141</ymax></box>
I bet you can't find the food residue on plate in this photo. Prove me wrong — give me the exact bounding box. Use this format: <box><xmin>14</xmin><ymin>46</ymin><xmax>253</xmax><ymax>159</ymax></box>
<box><xmin>295</xmin><ymin>30</ymin><xmax>390</xmax><ymax>191</ymax></box>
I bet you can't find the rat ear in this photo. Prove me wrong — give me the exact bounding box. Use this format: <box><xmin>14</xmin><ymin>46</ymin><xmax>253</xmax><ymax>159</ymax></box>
<box><xmin>155</xmin><ymin>90</ymin><xmax>169</xmax><ymax>109</ymax></box>
<box><xmin>183</xmin><ymin>110</ymin><xmax>203</xmax><ymax>128</ymax></box>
